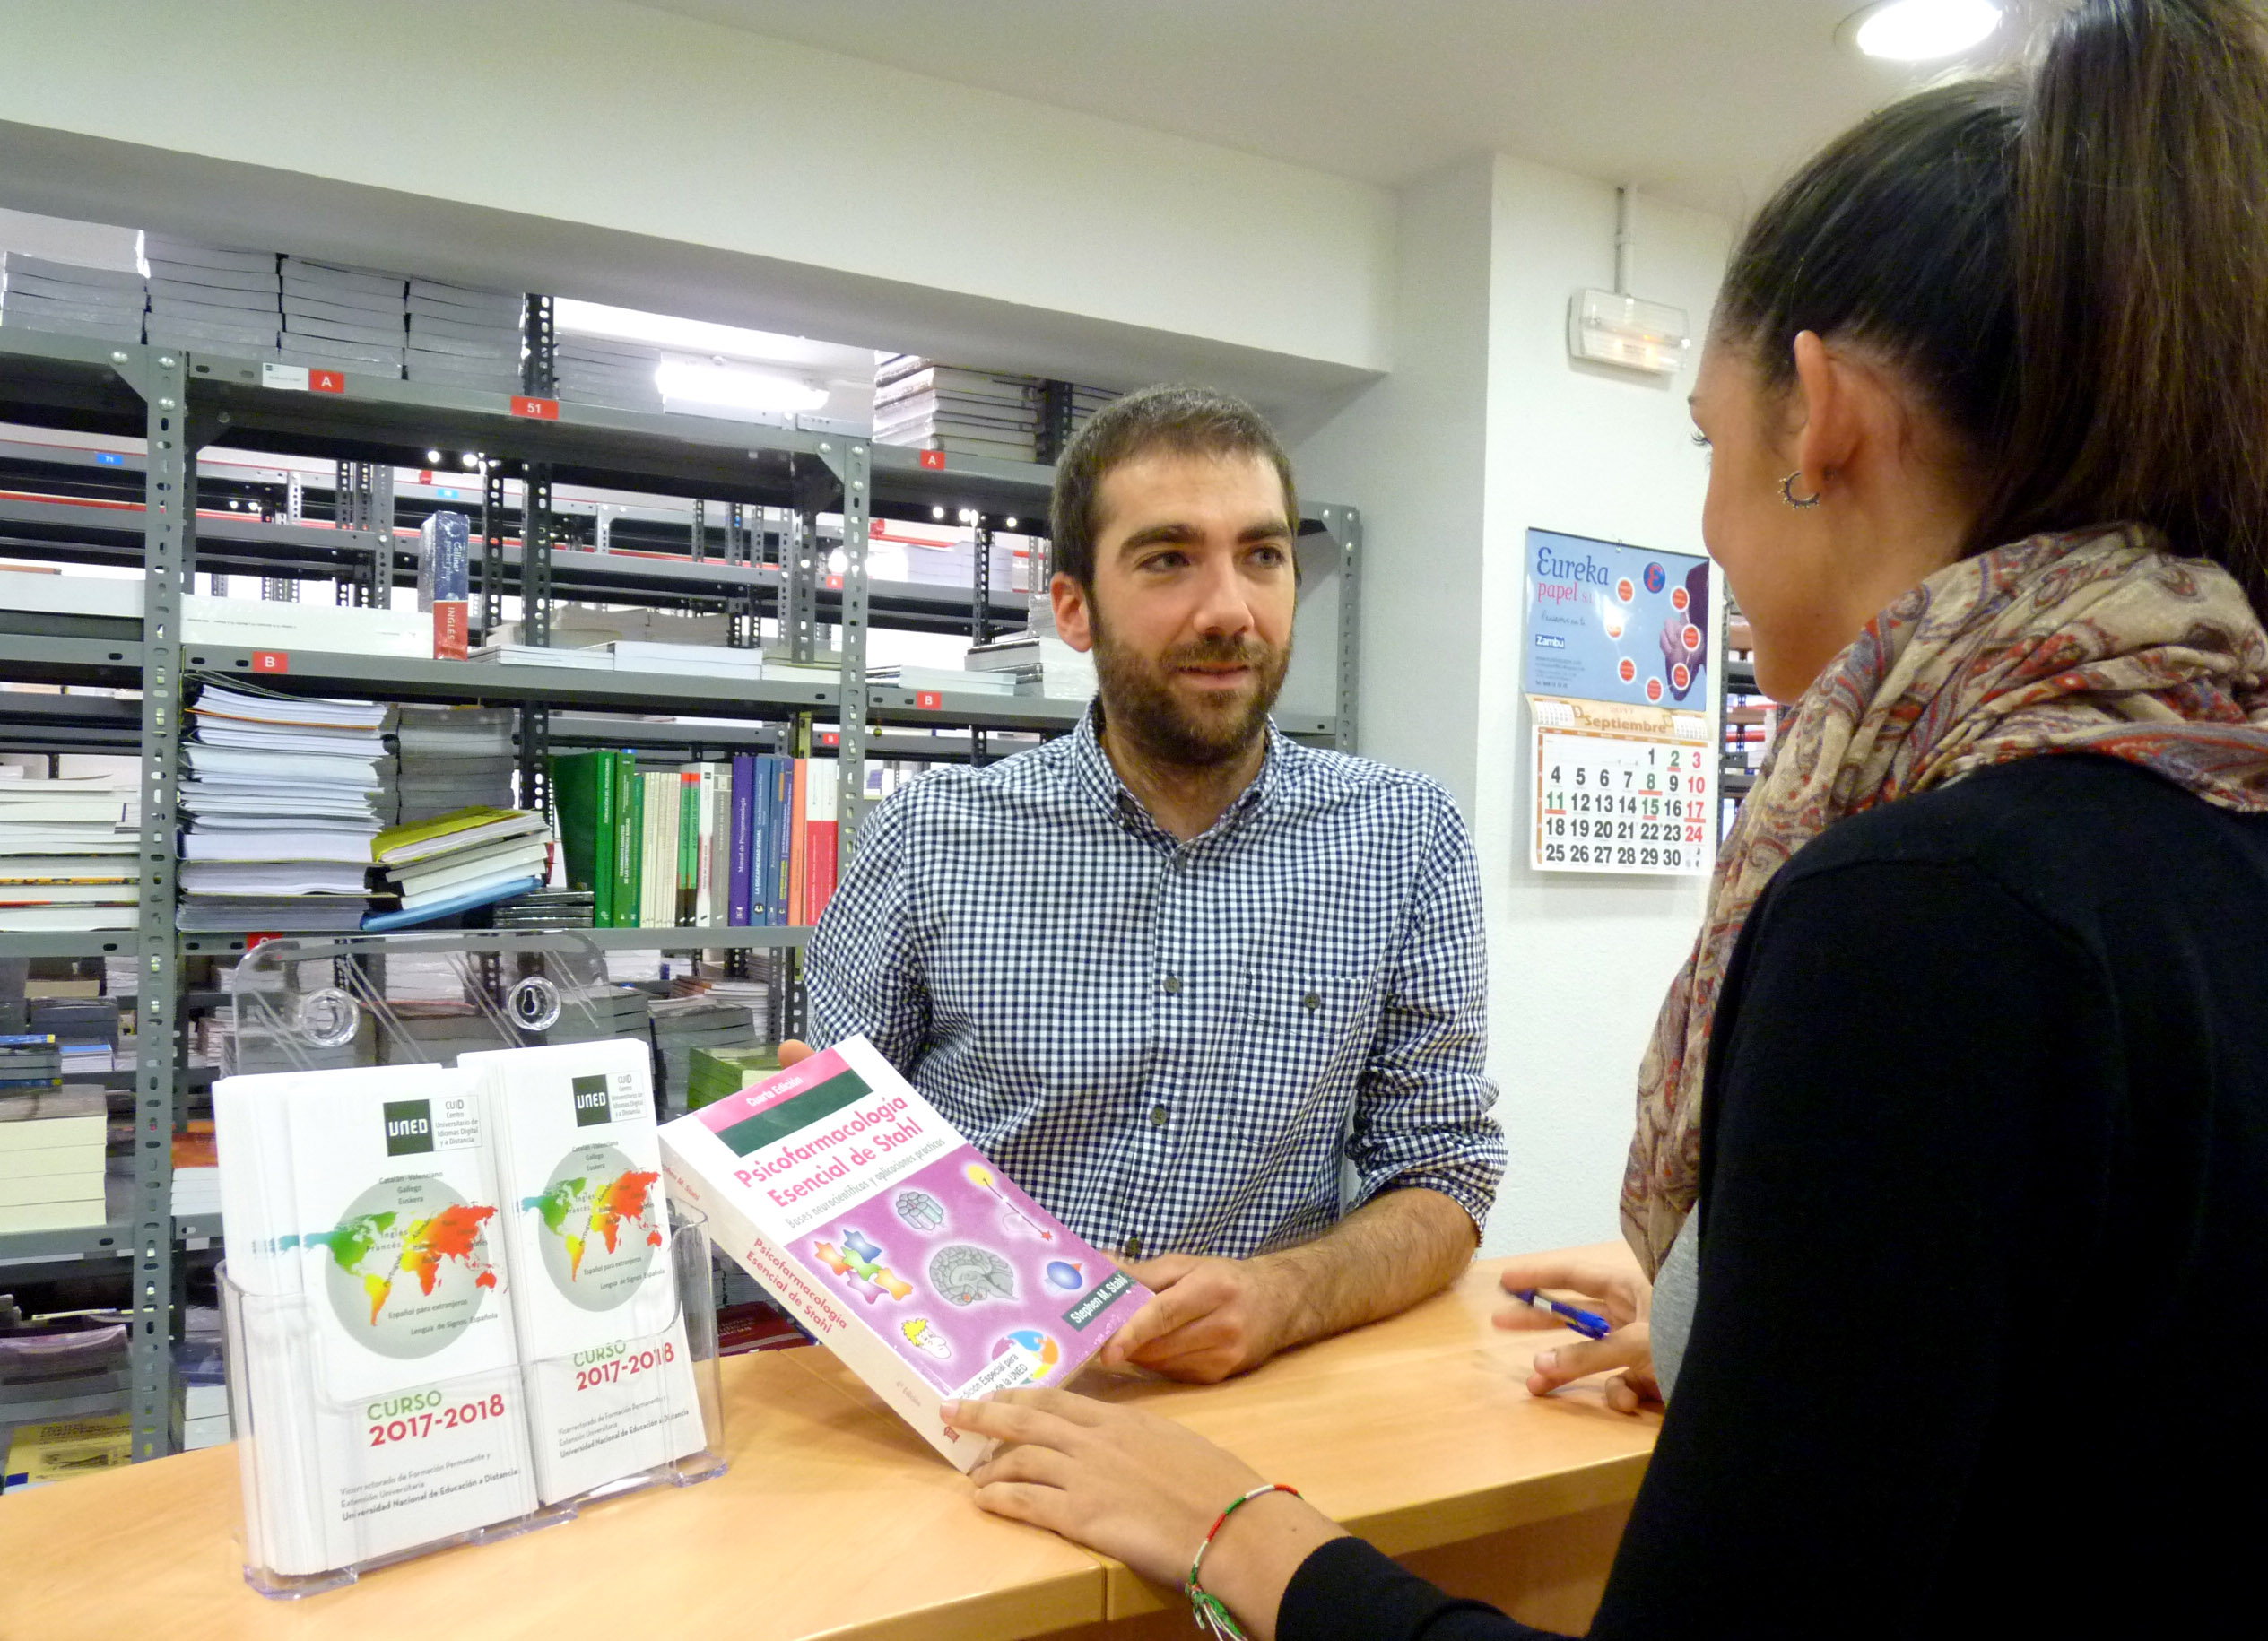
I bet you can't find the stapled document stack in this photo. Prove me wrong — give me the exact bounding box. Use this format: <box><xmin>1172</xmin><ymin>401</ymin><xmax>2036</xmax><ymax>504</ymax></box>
<box><xmin>140</xmin><ymin>234</ymin><xmax>280</xmax><ymax>360</ymax></box>
<box><xmin>279</xmin><ymin>257</ymin><xmax>408</xmax><ymax>378</ymax></box>
<box><xmin>0</xmin><ymin>253</ymin><xmax>145</xmax><ymax>345</ymax></box>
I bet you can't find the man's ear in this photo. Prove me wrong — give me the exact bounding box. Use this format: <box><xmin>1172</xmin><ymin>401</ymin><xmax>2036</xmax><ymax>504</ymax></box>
<box><xmin>1052</xmin><ymin>571</ymin><xmax>1095</xmax><ymax>655</ymax></box>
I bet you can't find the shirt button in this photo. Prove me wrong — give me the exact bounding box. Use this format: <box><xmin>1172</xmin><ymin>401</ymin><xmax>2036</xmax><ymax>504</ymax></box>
<box><xmin>1149</xmin><ymin>1104</ymin><xmax>1169</xmax><ymax>1127</ymax></box>
<box><xmin>1302</xmin><ymin>992</ymin><xmax>1321</xmax><ymax>1012</ymax></box>
<box><xmin>1162</xmin><ymin>976</ymin><xmax>1182</xmax><ymax>994</ymax></box>
<box><xmin>1123</xmin><ymin>1235</ymin><xmax>1143</xmax><ymax>1260</ymax></box>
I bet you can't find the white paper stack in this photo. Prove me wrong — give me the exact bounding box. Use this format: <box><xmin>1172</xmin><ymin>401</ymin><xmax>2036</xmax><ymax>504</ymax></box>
<box><xmin>869</xmin><ymin>664</ymin><xmax>1019</xmax><ymax>698</ymax></box>
<box><xmin>177</xmin><ymin>687</ymin><xmax>389</xmax><ymax>933</ymax></box>
<box><xmin>140</xmin><ymin>235</ymin><xmax>280</xmax><ymax>359</ymax></box>
<box><xmin>873</xmin><ymin>356</ymin><xmax>1041</xmax><ymax>462</ymax></box>
<box><xmin>0</xmin><ymin>254</ymin><xmax>146</xmax><ymax>345</ymax></box>
<box><xmin>406</xmin><ymin>280</ymin><xmax>523</xmax><ymax>394</ymax></box>
<box><xmin>604</xmin><ymin>641</ymin><xmax>766</xmax><ymax>680</ymax></box>
<box><xmin>560</xmin><ymin>334</ymin><xmax>665</xmax><ymax>413</ymax></box>
<box><xmin>1065</xmin><ymin>383</ymin><xmax>1119</xmax><ymax>440</ymax></box>
<box><xmin>458</xmin><ymin>1039</ymin><xmax>702</xmax><ymax>1503</ymax></box>
<box><xmin>395</xmin><ymin>707</ymin><xmax>517</xmax><ymax>826</ymax></box>
<box><xmin>0</xmin><ymin>772</ymin><xmax>139</xmax><ymax>933</ymax></box>
<box><xmin>470</xmin><ymin>643</ymin><xmax>613</xmax><ymax>670</ymax></box>
<box><xmin>372</xmin><ymin>807</ymin><xmax>552</xmax><ymax>925</ymax></box>
<box><xmin>280</xmin><ymin>258</ymin><xmax>408</xmax><ymax>378</ymax></box>
<box><xmin>0</xmin><ymin>1087</ymin><xmax>106</xmax><ymax>1234</ymax></box>
<box><xmin>215</xmin><ymin>1064</ymin><xmax>538</xmax><ymax>1576</ymax></box>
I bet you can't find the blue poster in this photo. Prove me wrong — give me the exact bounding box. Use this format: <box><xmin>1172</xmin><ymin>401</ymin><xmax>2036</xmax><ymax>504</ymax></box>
<box><xmin>1521</xmin><ymin>527</ymin><xmax>1710</xmax><ymax>709</ymax></box>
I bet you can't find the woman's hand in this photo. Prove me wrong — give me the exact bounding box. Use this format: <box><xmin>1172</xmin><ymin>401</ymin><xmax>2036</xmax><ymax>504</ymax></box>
<box><xmin>1493</xmin><ymin>1254</ymin><xmax>1661</xmax><ymax>1414</ymax></box>
<box><xmin>944</xmin><ymin>1387</ymin><xmax>1344</xmax><ymax>1640</ymax></box>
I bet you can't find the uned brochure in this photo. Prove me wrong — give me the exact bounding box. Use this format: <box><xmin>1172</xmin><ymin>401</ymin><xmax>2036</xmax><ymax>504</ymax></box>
<box><xmin>658</xmin><ymin>1035</ymin><xmax>1149</xmax><ymax>1471</ymax></box>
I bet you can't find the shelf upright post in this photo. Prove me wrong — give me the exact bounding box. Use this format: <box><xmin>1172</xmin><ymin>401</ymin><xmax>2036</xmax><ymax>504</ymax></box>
<box><xmin>691</xmin><ymin>498</ymin><xmax>708</xmax><ymax>565</ymax></box>
<box><xmin>1317</xmin><ymin>505</ymin><xmax>1362</xmax><ymax>754</ymax></box>
<box><xmin>269</xmin><ymin>472</ymin><xmax>303</xmax><ymax>601</ymax></box>
<box><xmin>1035</xmin><ymin>380</ymin><xmax>1075</xmax><ymax>465</ymax></box>
<box><xmin>726</xmin><ymin>502</ymin><xmax>754</xmax><ymax>650</ymax></box>
<box><xmin>517</xmin><ymin>463</ymin><xmax>554</xmax><ymax>824</ymax></box>
<box><xmin>478</xmin><ymin>458</ymin><xmax>508</xmax><ymax>641</ymax></box>
<box><xmin>814</xmin><ymin>439</ymin><xmax>872</xmax><ymax>860</ymax></box>
<box><xmin>369</xmin><ymin>462</ymin><xmax>395</xmax><ymax>608</ymax></box>
<box><xmin>969</xmin><ymin>521</ymin><xmax>994</xmax><ymax>767</ymax></box>
<box><xmin>126</xmin><ymin>344</ymin><xmax>191</xmax><ymax>1461</ymax></box>
<box><xmin>785</xmin><ymin>471</ymin><xmax>826</xmax><ymax>664</ymax></box>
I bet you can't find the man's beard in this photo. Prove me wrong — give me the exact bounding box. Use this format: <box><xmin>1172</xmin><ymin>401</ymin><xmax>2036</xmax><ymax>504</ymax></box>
<box><xmin>1090</xmin><ymin>613</ymin><xmax>1290</xmax><ymax>769</ymax></box>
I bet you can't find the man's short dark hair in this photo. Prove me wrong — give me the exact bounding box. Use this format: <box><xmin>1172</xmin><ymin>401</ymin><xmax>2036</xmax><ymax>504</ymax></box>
<box><xmin>1047</xmin><ymin>385</ymin><xmax>1299</xmax><ymax>587</ymax></box>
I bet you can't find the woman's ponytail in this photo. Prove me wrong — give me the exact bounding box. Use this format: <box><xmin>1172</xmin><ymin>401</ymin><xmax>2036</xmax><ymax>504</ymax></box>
<box><xmin>1986</xmin><ymin>0</ymin><xmax>2268</xmax><ymax>611</ymax></box>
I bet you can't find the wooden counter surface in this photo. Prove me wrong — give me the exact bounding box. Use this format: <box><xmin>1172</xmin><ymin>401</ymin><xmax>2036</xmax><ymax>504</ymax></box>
<box><xmin>0</xmin><ymin>1249</ymin><xmax>1658</xmax><ymax>1640</ymax></box>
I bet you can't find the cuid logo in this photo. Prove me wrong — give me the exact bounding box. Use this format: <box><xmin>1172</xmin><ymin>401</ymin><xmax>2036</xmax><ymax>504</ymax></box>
<box><xmin>571</xmin><ymin>1073</ymin><xmax>613</xmax><ymax>1128</ymax></box>
<box><xmin>383</xmin><ymin>1098</ymin><xmax>435</xmax><ymax>1157</ymax></box>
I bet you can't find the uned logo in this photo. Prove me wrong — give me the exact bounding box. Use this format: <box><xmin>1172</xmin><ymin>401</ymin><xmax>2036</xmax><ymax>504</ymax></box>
<box><xmin>384</xmin><ymin>1098</ymin><xmax>434</xmax><ymax>1157</ymax></box>
<box><xmin>571</xmin><ymin>1073</ymin><xmax>613</xmax><ymax>1128</ymax></box>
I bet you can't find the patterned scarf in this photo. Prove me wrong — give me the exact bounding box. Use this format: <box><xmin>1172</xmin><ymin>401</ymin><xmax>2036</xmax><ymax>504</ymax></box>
<box><xmin>1622</xmin><ymin>525</ymin><xmax>2268</xmax><ymax>1275</ymax></box>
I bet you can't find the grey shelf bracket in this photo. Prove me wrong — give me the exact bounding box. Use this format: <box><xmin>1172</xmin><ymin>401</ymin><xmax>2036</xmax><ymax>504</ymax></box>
<box><xmin>815</xmin><ymin>439</ymin><xmax>873</xmax><ymax>858</ymax></box>
<box><xmin>1316</xmin><ymin>505</ymin><xmax>1362</xmax><ymax>754</ymax></box>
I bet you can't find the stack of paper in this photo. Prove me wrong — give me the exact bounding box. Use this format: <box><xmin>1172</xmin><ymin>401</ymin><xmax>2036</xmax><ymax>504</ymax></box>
<box><xmin>406</xmin><ymin>279</ymin><xmax>522</xmax><ymax>394</ymax></box>
<box><xmin>0</xmin><ymin>253</ymin><xmax>145</xmax><ymax>345</ymax></box>
<box><xmin>469</xmin><ymin>643</ymin><xmax>614</xmax><ymax>670</ymax></box>
<box><xmin>605</xmin><ymin>641</ymin><xmax>766</xmax><ymax>679</ymax></box>
<box><xmin>968</xmin><ymin>633</ymin><xmax>1099</xmax><ymax>700</ymax></box>
<box><xmin>2</xmin><ymin>1315</ymin><xmax>128</xmax><ymax>1454</ymax></box>
<box><xmin>559</xmin><ymin>334</ymin><xmax>664</xmax><ymax>413</ymax></box>
<box><xmin>30</xmin><ymin>1001</ymin><xmax>120</xmax><ymax>1081</ymax></box>
<box><xmin>2</xmin><ymin>1414</ymin><xmax>130</xmax><ymax>1493</ymax></box>
<box><xmin>0</xmin><ymin>1087</ymin><xmax>106</xmax><ymax>1234</ymax></box>
<box><xmin>1064</xmin><ymin>383</ymin><xmax>1119</xmax><ymax>441</ymax></box>
<box><xmin>395</xmin><ymin>706</ymin><xmax>517</xmax><ymax>825</ymax></box>
<box><xmin>870</xmin><ymin>664</ymin><xmax>1020</xmax><ymax>698</ymax></box>
<box><xmin>647</xmin><ymin>997</ymin><xmax>764</xmax><ymax>1118</ymax></box>
<box><xmin>458</xmin><ymin>1039</ymin><xmax>704</xmax><ymax>1502</ymax></box>
<box><xmin>0</xmin><ymin>772</ymin><xmax>138</xmax><ymax>933</ymax></box>
<box><xmin>170</xmin><ymin>1120</ymin><xmax>221</xmax><ymax>1219</ymax></box>
<box><xmin>215</xmin><ymin>1063</ymin><xmax>537</xmax><ymax>1574</ymax></box>
<box><xmin>139</xmin><ymin>235</ymin><xmax>280</xmax><ymax>360</ymax></box>
<box><xmin>279</xmin><ymin>257</ymin><xmax>408</xmax><ymax>378</ymax></box>
<box><xmin>368</xmin><ymin>806</ymin><xmax>552</xmax><ymax>931</ymax></box>
<box><xmin>0</xmin><ymin>1034</ymin><xmax>60</xmax><ymax>1094</ymax></box>
<box><xmin>173</xmin><ymin>1312</ymin><xmax>229</xmax><ymax>1451</ymax></box>
<box><xmin>873</xmin><ymin>356</ymin><xmax>1041</xmax><ymax>462</ymax></box>
<box><xmin>177</xmin><ymin>686</ymin><xmax>390</xmax><ymax>933</ymax></box>
<box><xmin>685</xmin><ymin>1044</ymin><xmax>781</xmax><ymax>1113</ymax></box>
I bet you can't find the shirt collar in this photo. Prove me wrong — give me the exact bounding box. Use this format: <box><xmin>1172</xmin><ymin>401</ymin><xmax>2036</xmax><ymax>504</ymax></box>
<box><xmin>1068</xmin><ymin>699</ymin><xmax>1291</xmax><ymax>840</ymax></box>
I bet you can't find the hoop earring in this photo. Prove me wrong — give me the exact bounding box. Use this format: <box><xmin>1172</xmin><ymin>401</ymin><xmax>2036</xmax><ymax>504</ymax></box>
<box><xmin>1780</xmin><ymin>472</ymin><xmax>1823</xmax><ymax>508</ymax></box>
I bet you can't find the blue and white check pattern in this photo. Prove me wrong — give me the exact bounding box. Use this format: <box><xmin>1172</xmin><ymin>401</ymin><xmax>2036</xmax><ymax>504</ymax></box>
<box><xmin>808</xmin><ymin>707</ymin><xmax>1504</xmax><ymax>1261</ymax></box>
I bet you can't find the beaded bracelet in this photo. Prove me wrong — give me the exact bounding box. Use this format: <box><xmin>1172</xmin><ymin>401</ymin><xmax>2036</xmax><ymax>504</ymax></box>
<box><xmin>1185</xmin><ymin>1481</ymin><xmax>1303</xmax><ymax>1640</ymax></box>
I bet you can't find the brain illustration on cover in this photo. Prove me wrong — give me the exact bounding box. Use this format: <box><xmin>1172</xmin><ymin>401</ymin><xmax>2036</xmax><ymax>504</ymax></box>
<box><xmin>525</xmin><ymin>1142</ymin><xmax>665</xmax><ymax>1312</ymax></box>
<box><xmin>309</xmin><ymin>1175</ymin><xmax>500</xmax><ymax>1359</ymax></box>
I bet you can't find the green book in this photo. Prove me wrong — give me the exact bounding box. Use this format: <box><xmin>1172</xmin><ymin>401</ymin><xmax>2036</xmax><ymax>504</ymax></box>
<box><xmin>675</xmin><ymin>770</ymin><xmax>700</xmax><ymax>926</ymax></box>
<box><xmin>547</xmin><ymin>751</ymin><xmax>615</xmax><ymax>925</ymax></box>
<box><xmin>614</xmin><ymin>760</ymin><xmax>643</xmax><ymax>928</ymax></box>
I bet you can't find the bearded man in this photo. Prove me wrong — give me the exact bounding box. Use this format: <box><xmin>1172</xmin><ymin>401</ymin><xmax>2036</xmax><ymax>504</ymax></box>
<box><xmin>804</xmin><ymin>385</ymin><xmax>1503</xmax><ymax>1383</ymax></box>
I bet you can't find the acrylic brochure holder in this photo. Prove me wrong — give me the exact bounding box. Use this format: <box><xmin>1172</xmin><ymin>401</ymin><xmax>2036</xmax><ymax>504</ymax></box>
<box><xmin>219</xmin><ymin>933</ymin><xmax>727</xmax><ymax>1600</ymax></box>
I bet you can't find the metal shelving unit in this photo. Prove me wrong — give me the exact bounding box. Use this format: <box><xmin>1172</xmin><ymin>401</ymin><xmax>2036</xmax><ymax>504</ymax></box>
<box><xmin>0</xmin><ymin>316</ymin><xmax>1363</xmax><ymax>1461</ymax></box>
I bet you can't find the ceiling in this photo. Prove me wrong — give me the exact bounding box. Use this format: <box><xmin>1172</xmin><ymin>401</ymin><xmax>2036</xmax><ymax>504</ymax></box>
<box><xmin>628</xmin><ymin>0</ymin><xmax>2062</xmax><ymax>221</ymax></box>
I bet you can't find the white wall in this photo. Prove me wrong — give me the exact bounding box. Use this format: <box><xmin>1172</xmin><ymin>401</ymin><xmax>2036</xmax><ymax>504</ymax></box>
<box><xmin>0</xmin><ymin>0</ymin><xmax>1393</xmax><ymax>424</ymax></box>
<box><xmin>1301</xmin><ymin>155</ymin><xmax>1733</xmax><ymax>1257</ymax></box>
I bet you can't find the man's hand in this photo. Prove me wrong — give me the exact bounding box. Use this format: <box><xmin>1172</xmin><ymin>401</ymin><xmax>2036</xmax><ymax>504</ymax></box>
<box><xmin>1101</xmin><ymin>1254</ymin><xmax>1299</xmax><ymax>1384</ymax></box>
<box><xmin>1492</xmin><ymin>1252</ymin><xmax>1659</xmax><ymax>1414</ymax></box>
<box><xmin>778</xmin><ymin>1038</ymin><xmax>814</xmax><ymax>1067</ymax></box>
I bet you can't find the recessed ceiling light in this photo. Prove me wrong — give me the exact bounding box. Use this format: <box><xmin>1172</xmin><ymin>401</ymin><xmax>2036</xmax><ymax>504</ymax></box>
<box><xmin>1847</xmin><ymin>0</ymin><xmax>2001</xmax><ymax>61</ymax></box>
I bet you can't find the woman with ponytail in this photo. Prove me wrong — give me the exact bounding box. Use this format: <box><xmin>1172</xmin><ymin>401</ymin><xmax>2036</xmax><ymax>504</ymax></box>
<box><xmin>937</xmin><ymin>3</ymin><xmax>2268</xmax><ymax>1633</ymax></box>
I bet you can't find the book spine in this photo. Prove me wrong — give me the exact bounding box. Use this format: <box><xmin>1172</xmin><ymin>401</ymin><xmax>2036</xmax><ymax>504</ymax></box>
<box><xmin>593</xmin><ymin>751</ymin><xmax>616</xmax><ymax>929</ymax></box>
<box><xmin>695</xmin><ymin>763</ymin><xmax>719</xmax><ymax>928</ymax></box>
<box><xmin>676</xmin><ymin>771</ymin><xmax>700</xmax><ymax>927</ymax></box>
<box><xmin>769</xmin><ymin>756</ymin><xmax>795</xmax><ymax>926</ymax></box>
<box><xmin>787</xmin><ymin>759</ymin><xmax>808</xmax><ymax>927</ymax></box>
<box><xmin>710</xmin><ymin>762</ymin><xmax>733</xmax><ymax>929</ymax></box>
<box><xmin>614</xmin><ymin>757</ymin><xmax>642</xmax><ymax>928</ymax></box>
<box><xmin>641</xmin><ymin>772</ymin><xmax>668</xmax><ymax>930</ymax></box>
<box><xmin>728</xmin><ymin>753</ymin><xmax>753</xmax><ymax>927</ymax></box>
<box><xmin>806</xmin><ymin>758</ymin><xmax>839</xmax><ymax>923</ymax></box>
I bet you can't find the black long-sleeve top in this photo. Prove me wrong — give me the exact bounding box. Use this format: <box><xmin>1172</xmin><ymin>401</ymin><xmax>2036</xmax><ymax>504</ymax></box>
<box><xmin>1280</xmin><ymin>757</ymin><xmax>2268</xmax><ymax>1638</ymax></box>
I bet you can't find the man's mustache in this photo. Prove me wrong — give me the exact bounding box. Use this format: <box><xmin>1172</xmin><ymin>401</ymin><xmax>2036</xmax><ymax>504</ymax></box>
<box><xmin>1163</xmin><ymin>636</ymin><xmax>1275</xmax><ymax>670</ymax></box>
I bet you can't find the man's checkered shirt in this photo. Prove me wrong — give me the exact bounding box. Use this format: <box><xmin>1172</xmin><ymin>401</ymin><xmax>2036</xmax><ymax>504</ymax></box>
<box><xmin>807</xmin><ymin>708</ymin><xmax>1504</xmax><ymax>1261</ymax></box>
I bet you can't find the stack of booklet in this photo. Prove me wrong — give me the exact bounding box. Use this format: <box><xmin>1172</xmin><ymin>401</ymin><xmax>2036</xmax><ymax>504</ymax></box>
<box><xmin>0</xmin><ymin>1085</ymin><xmax>106</xmax><ymax>1234</ymax></box>
<box><xmin>140</xmin><ymin>234</ymin><xmax>280</xmax><ymax>360</ymax></box>
<box><xmin>559</xmin><ymin>334</ymin><xmax>664</xmax><ymax>413</ymax></box>
<box><xmin>0</xmin><ymin>771</ymin><xmax>139</xmax><ymax>933</ymax></box>
<box><xmin>873</xmin><ymin>356</ymin><xmax>1040</xmax><ymax>462</ymax></box>
<box><xmin>215</xmin><ymin>1043</ymin><xmax>707</xmax><ymax>1574</ymax></box>
<box><xmin>0</xmin><ymin>1033</ymin><xmax>61</xmax><ymax>1092</ymax></box>
<box><xmin>177</xmin><ymin>686</ymin><xmax>391</xmax><ymax>933</ymax></box>
<box><xmin>395</xmin><ymin>706</ymin><xmax>516</xmax><ymax>826</ymax></box>
<box><xmin>279</xmin><ymin>257</ymin><xmax>409</xmax><ymax>379</ymax></box>
<box><xmin>368</xmin><ymin>806</ymin><xmax>552</xmax><ymax>931</ymax></box>
<box><xmin>869</xmin><ymin>664</ymin><xmax>1019</xmax><ymax>698</ymax></box>
<box><xmin>0</xmin><ymin>253</ymin><xmax>145</xmax><ymax>345</ymax></box>
<box><xmin>405</xmin><ymin>279</ymin><xmax>522</xmax><ymax>395</ymax></box>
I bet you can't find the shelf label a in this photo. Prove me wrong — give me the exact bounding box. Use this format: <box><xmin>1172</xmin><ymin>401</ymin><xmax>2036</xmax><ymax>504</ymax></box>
<box><xmin>512</xmin><ymin>395</ymin><xmax>560</xmax><ymax>421</ymax></box>
<box><xmin>257</xmin><ymin>364</ymin><xmax>345</xmax><ymax>395</ymax></box>
<box><xmin>918</xmin><ymin>450</ymin><xmax>946</xmax><ymax>470</ymax></box>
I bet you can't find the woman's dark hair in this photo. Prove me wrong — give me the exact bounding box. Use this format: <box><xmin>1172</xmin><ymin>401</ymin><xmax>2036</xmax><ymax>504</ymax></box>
<box><xmin>1716</xmin><ymin>0</ymin><xmax>2268</xmax><ymax>614</ymax></box>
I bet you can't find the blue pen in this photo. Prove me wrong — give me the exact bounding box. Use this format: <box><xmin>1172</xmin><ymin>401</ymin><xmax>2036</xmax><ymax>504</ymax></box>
<box><xmin>1512</xmin><ymin>1289</ymin><xmax>1612</xmax><ymax>1340</ymax></box>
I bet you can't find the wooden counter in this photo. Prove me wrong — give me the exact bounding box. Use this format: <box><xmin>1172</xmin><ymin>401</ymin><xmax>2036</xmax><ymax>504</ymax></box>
<box><xmin>0</xmin><ymin>1250</ymin><xmax>1658</xmax><ymax>1640</ymax></box>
